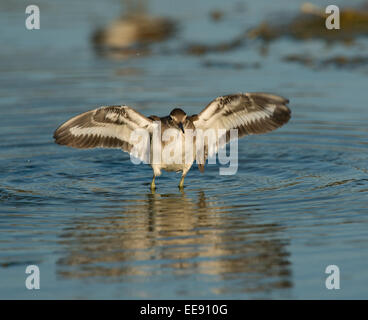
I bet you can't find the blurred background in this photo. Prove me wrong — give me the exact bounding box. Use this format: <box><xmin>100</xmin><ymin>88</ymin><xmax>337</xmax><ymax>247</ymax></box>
<box><xmin>1</xmin><ymin>0</ymin><xmax>368</xmax><ymax>299</ymax></box>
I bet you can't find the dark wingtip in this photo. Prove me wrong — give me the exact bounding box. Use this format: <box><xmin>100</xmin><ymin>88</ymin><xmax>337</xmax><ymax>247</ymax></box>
<box><xmin>53</xmin><ymin>128</ymin><xmax>60</xmax><ymax>144</ymax></box>
<box><xmin>273</xmin><ymin>104</ymin><xmax>291</xmax><ymax>126</ymax></box>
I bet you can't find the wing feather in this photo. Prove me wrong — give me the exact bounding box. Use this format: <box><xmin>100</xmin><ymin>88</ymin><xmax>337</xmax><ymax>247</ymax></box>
<box><xmin>53</xmin><ymin>105</ymin><xmax>154</xmax><ymax>158</ymax></box>
<box><xmin>194</xmin><ymin>93</ymin><xmax>290</xmax><ymax>135</ymax></box>
<box><xmin>192</xmin><ymin>92</ymin><xmax>291</xmax><ymax>165</ymax></box>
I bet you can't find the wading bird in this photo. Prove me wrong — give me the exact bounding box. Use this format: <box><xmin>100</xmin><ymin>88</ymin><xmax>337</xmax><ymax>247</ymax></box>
<box><xmin>53</xmin><ymin>93</ymin><xmax>291</xmax><ymax>189</ymax></box>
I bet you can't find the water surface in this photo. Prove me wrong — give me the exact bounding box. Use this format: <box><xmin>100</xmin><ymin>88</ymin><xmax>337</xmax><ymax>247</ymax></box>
<box><xmin>1</xmin><ymin>0</ymin><xmax>368</xmax><ymax>299</ymax></box>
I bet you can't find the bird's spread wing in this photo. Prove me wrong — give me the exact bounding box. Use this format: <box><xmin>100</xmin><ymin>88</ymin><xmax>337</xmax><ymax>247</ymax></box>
<box><xmin>54</xmin><ymin>105</ymin><xmax>154</xmax><ymax>160</ymax></box>
<box><xmin>192</xmin><ymin>92</ymin><xmax>291</xmax><ymax>166</ymax></box>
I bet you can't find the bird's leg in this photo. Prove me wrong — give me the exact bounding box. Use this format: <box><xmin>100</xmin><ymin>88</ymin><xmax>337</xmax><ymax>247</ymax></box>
<box><xmin>178</xmin><ymin>173</ymin><xmax>186</xmax><ymax>189</ymax></box>
<box><xmin>150</xmin><ymin>175</ymin><xmax>156</xmax><ymax>190</ymax></box>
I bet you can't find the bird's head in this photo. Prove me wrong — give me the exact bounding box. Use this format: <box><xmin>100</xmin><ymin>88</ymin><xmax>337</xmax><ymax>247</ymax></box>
<box><xmin>169</xmin><ymin>108</ymin><xmax>187</xmax><ymax>133</ymax></box>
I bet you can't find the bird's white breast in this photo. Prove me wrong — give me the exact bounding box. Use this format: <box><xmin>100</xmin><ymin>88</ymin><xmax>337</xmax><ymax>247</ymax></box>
<box><xmin>153</xmin><ymin>129</ymin><xmax>194</xmax><ymax>173</ymax></box>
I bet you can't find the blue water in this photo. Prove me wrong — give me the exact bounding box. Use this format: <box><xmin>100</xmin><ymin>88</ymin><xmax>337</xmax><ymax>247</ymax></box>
<box><xmin>1</xmin><ymin>0</ymin><xmax>368</xmax><ymax>299</ymax></box>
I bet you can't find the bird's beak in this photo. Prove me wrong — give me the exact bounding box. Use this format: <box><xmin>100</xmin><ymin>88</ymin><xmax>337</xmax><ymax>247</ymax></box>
<box><xmin>178</xmin><ymin>122</ymin><xmax>185</xmax><ymax>133</ymax></box>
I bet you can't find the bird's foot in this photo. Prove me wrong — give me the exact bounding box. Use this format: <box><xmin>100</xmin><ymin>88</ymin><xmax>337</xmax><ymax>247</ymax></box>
<box><xmin>178</xmin><ymin>177</ymin><xmax>185</xmax><ymax>189</ymax></box>
<box><xmin>150</xmin><ymin>176</ymin><xmax>156</xmax><ymax>191</ymax></box>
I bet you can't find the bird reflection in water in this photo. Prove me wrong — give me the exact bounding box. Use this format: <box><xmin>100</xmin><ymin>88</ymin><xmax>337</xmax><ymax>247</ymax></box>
<box><xmin>57</xmin><ymin>190</ymin><xmax>292</xmax><ymax>295</ymax></box>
